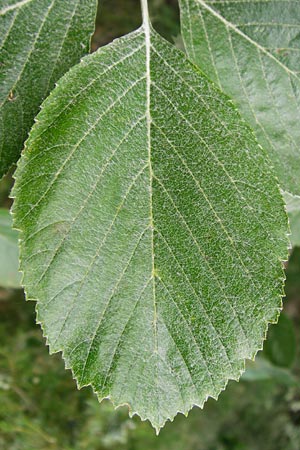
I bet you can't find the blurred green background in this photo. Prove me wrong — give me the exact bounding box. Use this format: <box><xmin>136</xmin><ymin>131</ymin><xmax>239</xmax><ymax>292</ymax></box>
<box><xmin>1</xmin><ymin>1</ymin><xmax>300</xmax><ymax>449</ymax></box>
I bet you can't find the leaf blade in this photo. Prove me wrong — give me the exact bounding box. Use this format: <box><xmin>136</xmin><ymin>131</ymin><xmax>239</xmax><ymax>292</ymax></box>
<box><xmin>179</xmin><ymin>0</ymin><xmax>300</xmax><ymax>196</ymax></box>
<box><xmin>0</xmin><ymin>0</ymin><xmax>97</xmax><ymax>178</ymax></box>
<box><xmin>12</xmin><ymin>24</ymin><xmax>288</xmax><ymax>430</ymax></box>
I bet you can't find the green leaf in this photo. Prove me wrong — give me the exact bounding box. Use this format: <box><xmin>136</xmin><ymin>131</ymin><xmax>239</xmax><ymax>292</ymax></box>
<box><xmin>264</xmin><ymin>313</ymin><xmax>296</xmax><ymax>368</ymax></box>
<box><xmin>242</xmin><ymin>357</ymin><xmax>296</xmax><ymax>386</ymax></box>
<box><xmin>284</xmin><ymin>191</ymin><xmax>300</xmax><ymax>247</ymax></box>
<box><xmin>179</xmin><ymin>0</ymin><xmax>300</xmax><ymax>197</ymax></box>
<box><xmin>0</xmin><ymin>208</ymin><xmax>20</xmax><ymax>288</ymax></box>
<box><xmin>0</xmin><ymin>0</ymin><xmax>97</xmax><ymax>178</ymax></box>
<box><xmin>12</xmin><ymin>3</ymin><xmax>288</xmax><ymax>431</ymax></box>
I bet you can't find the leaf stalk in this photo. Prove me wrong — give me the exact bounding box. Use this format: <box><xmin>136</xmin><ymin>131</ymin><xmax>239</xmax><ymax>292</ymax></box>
<box><xmin>141</xmin><ymin>0</ymin><xmax>150</xmax><ymax>25</ymax></box>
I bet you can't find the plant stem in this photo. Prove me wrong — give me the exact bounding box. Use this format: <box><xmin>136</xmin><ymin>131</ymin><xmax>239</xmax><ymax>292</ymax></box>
<box><xmin>141</xmin><ymin>0</ymin><xmax>149</xmax><ymax>25</ymax></box>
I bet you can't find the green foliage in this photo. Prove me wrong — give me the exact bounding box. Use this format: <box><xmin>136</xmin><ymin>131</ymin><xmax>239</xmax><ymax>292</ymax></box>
<box><xmin>11</xmin><ymin>1</ymin><xmax>289</xmax><ymax>429</ymax></box>
<box><xmin>0</xmin><ymin>208</ymin><xmax>20</xmax><ymax>288</ymax></box>
<box><xmin>242</xmin><ymin>356</ymin><xmax>296</xmax><ymax>386</ymax></box>
<box><xmin>0</xmin><ymin>0</ymin><xmax>98</xmax><ymax>178</ymax></box>
<box><xmin>284</xmin><ymin>192</ymin><xmax>300</xmax><ymax>247</ymax></box>
<box><xmin>264</xmin><ymin>313</ymin><xmax>296</xmax><ymax>368</ymax></box>
<box><xmin>179</xmin><ymin>0</ymin><xmax>300</xmax><ymax>197</ymax></box>
<box><xmin>0</xmin><ymin>271</ymin><xmax>300</xmax><ymax>449</ymax></box>
<box><xmin>0</xmin><ymin>0</ymin><xmax>298</xmax><ymax>435</ymax></box>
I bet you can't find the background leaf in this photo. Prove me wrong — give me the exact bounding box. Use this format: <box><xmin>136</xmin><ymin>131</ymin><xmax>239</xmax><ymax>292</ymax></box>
<box><xmin>241</xmin><ymin>357</ymin><xmax>296</xmax><ymax>386</ymax></box>
<box><xmin>0</xmin><ymin>0</ymin><xmax>97</xmax><ymax>178</ymax></box>
<box><xmin>0</xmin><ymin>208</ymin><xmax>20</xmax><ymax>288</ymax></box>
<box><xmin>12</xmin><ymin>17</ymin><xmax>288</xmax><ymax>430</ymax></box>
<box><xmin>264</xmin><ymin>313</ymin><xmax>296</xmax><ymax>368</ymax></box>
<box><xmin>179</xmin><ymin>0</ymin><xmax>300</xmax><ymax>197</ymax></box>
<box><xmin>284</xmin><ymin>191</ymin><xmax>300</xmax><ymax>247</ymax></box>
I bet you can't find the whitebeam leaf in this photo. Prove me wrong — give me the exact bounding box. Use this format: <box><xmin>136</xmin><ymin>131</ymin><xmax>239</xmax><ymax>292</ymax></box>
<box><xmin>179</xmin><ymin>0</ymin><xmax>300</xmax><ymax>196</ymax></box>
<box><xmin>0</xmin><ymin>0</ymin><xmax>97</xmax><ymax>178</ymax></box>
<box><xmin>12</xmin><ymin>2</ymin><xmax>288</xmax><ymax>431</ymax></box>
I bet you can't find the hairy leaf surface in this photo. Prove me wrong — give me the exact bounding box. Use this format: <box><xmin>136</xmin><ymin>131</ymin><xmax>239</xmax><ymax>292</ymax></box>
<box><xmin>0</xmin><ymin>0</ymin><xmax>97</xmax><ymax>178</ymax></box>
<box><xmin>0</xmin><ymin>208</ymin><xmax>20</xmax><ymax>288</ymax></box>
<box><xmin>12</xmin><ymin>12</ymin><xmax>288</xmax><ymax>430</ymax></box>
<box><xmin>179</xmin><ymin>0</ymin><xmax>300</xmax><ymax>196</ymax></box>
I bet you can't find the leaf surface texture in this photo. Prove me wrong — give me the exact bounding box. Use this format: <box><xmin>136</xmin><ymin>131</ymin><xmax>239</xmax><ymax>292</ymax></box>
<box><xmin>12</xmin><ymin>22</ymin><xmax>288</xmax><ymax>430</ymax></box>
<box><xmin>179</xmin><ymin>0</ymin><xmax>300</xmax><ymax>196</ymax></box>
<box><xmin>0</xmin><ymin>0</ymin><xmax>97</xmax><ymax>177</ymax></box>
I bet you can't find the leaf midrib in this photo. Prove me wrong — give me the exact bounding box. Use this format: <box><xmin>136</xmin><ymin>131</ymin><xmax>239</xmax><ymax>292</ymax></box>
<box><xmin>143</xmin><ymin>11</ymin><xmax>158</xmax><ymax>355</ymax></box>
